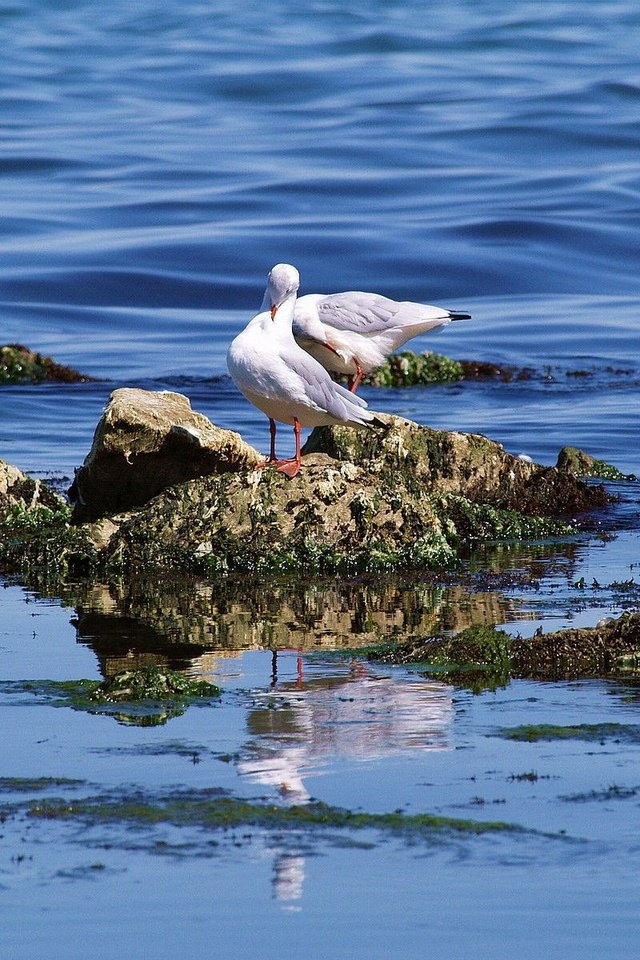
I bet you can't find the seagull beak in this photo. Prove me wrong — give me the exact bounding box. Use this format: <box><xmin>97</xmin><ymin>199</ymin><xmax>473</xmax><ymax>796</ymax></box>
<box><xmin>270</xmin><ymin>304</ymin><xmax>278</xmax><ymax>320</ymax></box>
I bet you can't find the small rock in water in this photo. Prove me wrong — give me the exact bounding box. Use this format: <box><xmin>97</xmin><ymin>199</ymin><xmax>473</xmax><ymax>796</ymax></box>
<box><xmin>88</xmin><ymin>665</ymin><xmax>220</xmax><ymax>702</ymax></box>
<box><xmin>556</xmin><ymin>446</ymin><xmax>636</xmax><ymax>482</ymax></box>
<box><xmin>0</xmin><ymin>343</ymin><xmax>94</xmax><ymax>385</ymax></box>
<box><xmin>0</xmin><ymin>459</ymin><xmax>64</xmax><ymax>516</ymax></box>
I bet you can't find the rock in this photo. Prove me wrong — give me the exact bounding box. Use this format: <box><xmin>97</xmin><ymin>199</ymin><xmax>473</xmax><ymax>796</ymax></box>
<box><xmin>303</xmin><ymin>415</ymin><xmax>610</xmax><ymax>517</ymax></box>
<box><xmin>556</xmin><ymin>445</ymin><xmax>636</xmax><ymax>481</ymax></box>
<box><xmin>0</xmin><ymin>403</ymin><xmax>613</xmax><ymax>579</ymax></box>
<box><xmin>0</xmin><ymin>459</ymin><xmax>63</xmax><ymax>517</ymax></box>
<box><xmin>0</xmin><ymin>344</ymin><xmax>94</xmax><ymax>385</ymax></box>
<box><xmin>94</xmin><ymin>413</ymin><xmax>606</xmax><ymax>576</ymax></box>
<box><xmin>70</xmin><ymin>388</ymin><xmax>263</xmax><ymax>521</ymax></box>
<box><xmin>364</xmin><ymin>351</ymin><xmax>465</xmax><ymax>387</ymax></box>
<box><xmin>510</xmin><ymin>612</ymin><xmax>640</xmax><ymax>679</ymax></box>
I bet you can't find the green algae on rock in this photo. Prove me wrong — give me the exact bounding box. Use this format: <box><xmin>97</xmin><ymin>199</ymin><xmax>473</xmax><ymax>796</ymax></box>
<box><xmin>1</xmin><ymin>459</ymin><xmax>64</xmax><ymax>516</ymax></box>
<box><xmin>359</xmin><ymin>351</ymin><xmax>524</xmax><ymax>387</ymax></box>
<box><xmin>510</xmin><ymin>611</ymin><xmax>640</xmax><ymax>680</ymax></box>
<box><xmin>302</xmin><ymin>414</ymin><xmax>609</xmax><ymax>517</ymax></box>
<box><xmin>495</xmin><ymin>723</ymin><xmax>640</xmax><ymax>743</ymax></box>
<box><xmin>0</xmin><ymin>344</ymin><xmax>94</xmax><ymax>385</ymax></box>
<box><xmin>556</xmin><ymin>446</ymin><xmax>637</xmax><ymax>482</ymax></box>
<box><xmin>369</xmin><ymin>625</ymin><xmax>513</xmax><ymax>692</ymax></box>
<box><xmin>363</xmin><ymin>351</ymin><xmax>465</xmax><ymax>387</ymax></box>
<box><xmin>13</xmin><ymin>669</ymin><xmax>222</xmax><ymax>727</ymax></box>
<box><xmin>367</xmin><ymin>612</ymin><xmax>640</xmax><ymax>684</ymax></box>
<box><xmin>0</xmin><ymin>777</ymin><xmax>84</xmax><ymax>793</ymax></box>
<box><xmin>89</xmin><ymin>666</ymin><xmax>220</xmax><ymax>703</ymax></box>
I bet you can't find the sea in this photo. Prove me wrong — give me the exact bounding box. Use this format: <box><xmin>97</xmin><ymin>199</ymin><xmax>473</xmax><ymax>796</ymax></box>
<box><xmin>1</xmin><ymin>2</ymin><xmax>639</xmax><ymax>957</ymax></box>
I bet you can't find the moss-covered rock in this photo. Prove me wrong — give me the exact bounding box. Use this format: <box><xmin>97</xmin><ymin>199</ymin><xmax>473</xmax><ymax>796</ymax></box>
<box><xmin>368</xmin><ymin>612</ymin><xmax>640</xmax><ymax>684</ymax></box>
<box><xmin>25</xmin><ymin>790</ymin><xmax>525</xmax><ymax>838</ymax></box>
<box><xmin>14</xmin><ymin>668</ymin><xmax>222</xmax><ymax>726</ymax></box>
<box><xmin>0</xmin><ymin>397</ymin><xmax>613</xmax><ymax>580</ymax></box>
<box><xmin>0</xmin><ymin>344</ymin><xmax>94</xmax><ymax>385</ymax></box>
<box><xmin>364</xmin><ymin>351</ymin><xmax>466</xmax><ymax>387</ymax></box>
<box><xmin>370</xmin><ymin>625</ymin><xmax>513</xmax><ymax>691</ymax></box>
<box><xmin>359</xmin><ymin>351</ymin><xmax>527</xmax><ymax>387</ymax></box>
<box><xmin>556</xmin><ymin>446</ymin><xmax>637</xmax><ymax>482</ymax></box>
<box><xmin>0</xmin><ymin>459</ymin><xmax>64</xmax><ymax>517</ymax></box>
<box><xmin>510</xmin><ymin>612</ymin><xmax>640</xmax><ymax>680</ymax></box>
<box><xmin>303</xmin><ymin>415</ymin><xmax>609</xmax><ymax>517</ymax></box>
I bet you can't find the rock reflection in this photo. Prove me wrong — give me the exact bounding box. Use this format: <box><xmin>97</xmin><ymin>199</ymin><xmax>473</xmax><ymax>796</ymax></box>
<box><xmin>66</xmin><ymin>575</ymin><xmax>522</xmax><ymax>674</ymax></box>
<box><xmin>238</xmin><ymin>657</ymin><xmax>454</xmax><ymax>802</ymax></box>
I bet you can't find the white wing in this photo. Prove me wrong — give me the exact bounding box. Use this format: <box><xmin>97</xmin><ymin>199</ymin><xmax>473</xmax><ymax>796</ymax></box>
<box><xmin>292</xmin><ymin>348</ymin><xmax>373</xmax><ymax>424</ymax></box>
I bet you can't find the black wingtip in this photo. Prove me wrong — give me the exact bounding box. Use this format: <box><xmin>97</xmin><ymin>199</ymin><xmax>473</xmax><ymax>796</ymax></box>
<box><xmin>449</xmin><ymin>311</ymin><xmax>472</xmax><ymax>321</ymax></box>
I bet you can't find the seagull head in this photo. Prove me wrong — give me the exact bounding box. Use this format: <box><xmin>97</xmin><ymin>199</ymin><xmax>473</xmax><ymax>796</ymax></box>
<box><xmin>265</xmin><ymin>263</ymin><xmax>300</xmax><ymax>319</ymax></box>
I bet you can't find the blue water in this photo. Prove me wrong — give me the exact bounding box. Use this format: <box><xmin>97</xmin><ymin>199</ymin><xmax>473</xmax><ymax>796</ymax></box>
<box><xmin>1</xmin><ymin>1</ymin><xmax>640</xmax><ymax>957</ymax></box>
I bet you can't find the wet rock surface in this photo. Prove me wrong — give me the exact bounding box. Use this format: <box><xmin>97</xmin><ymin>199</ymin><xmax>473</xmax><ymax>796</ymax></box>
<box><xmin>70</xmin><ymin>387</ymin><xmax>262</xmax><ymax>521</ymax></box>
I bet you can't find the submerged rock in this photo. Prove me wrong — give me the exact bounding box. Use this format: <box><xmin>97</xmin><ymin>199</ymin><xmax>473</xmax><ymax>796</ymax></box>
<box><xmin>0</xmin><ymin>344</ymin><xmax>94</xmax><ymax>385</ymax></box>
<box><xmin>70</xmin><ymin>387</ymin><xmax>262</xmax><ymax>521</ymax></box>
<box><xmin>364</xmin><ymin>351</ymin><xmax>466</xmax><ymax>387</ymax></box>
<box><xmin>359</xmin><ymin>351</ymin><xmax>542</xmax><ymax>387</ymax></box>
<box><xmin>88</xmin><ymin>665</ymin><xmax>220</xmax><ymax>702</ymax></box>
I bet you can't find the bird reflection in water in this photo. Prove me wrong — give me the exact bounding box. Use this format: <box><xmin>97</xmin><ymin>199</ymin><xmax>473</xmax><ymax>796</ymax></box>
<box><xmin>238</xmin><ymin>653</ymin><xmax>454</xmax><ymax>802</ymax></box>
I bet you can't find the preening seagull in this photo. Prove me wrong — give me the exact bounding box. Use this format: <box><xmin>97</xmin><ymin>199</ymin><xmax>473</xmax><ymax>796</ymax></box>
<box><xmin>277</xmin><ymin>288</ymin><xmax>470</xmax><ymax>392</ymax></box>
<box><xmin>227</xmin><ymin>263</ymin><xmax>379</xmax><ymax>478</ymax></box>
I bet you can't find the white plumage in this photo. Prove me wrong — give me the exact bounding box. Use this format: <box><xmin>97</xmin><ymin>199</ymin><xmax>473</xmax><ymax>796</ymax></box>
<box><xmin>227</xmin><ymin>263</ymin><xmax>377</xmax><ymax>477</ymax></box>
<box><xmin>286</xmin><ymin>289</ymin><xmax>470</xmax><ymax>391</ymax></box>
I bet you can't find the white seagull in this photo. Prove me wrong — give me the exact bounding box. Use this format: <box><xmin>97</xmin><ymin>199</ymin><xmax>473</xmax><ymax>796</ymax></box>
<box><xmin>227</xmin><ymin>263</ymin><xmax>379</xmax><ymax>478</ymax></box>
<box><xmin>287</xmin><ymin>288</ymin><xmax>471</xmax><ymax>392</ymax></box>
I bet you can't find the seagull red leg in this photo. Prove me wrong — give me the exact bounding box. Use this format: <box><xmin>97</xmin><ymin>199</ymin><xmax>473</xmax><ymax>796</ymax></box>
<box><xmin>348</xmin><ymin>360</ymin><xmax>365</xmax><ymax>393</ymax></box>
<box><xmin>276</xmin><ymin>417</ymin><xmax>302</xmax><ymax>479</ymax></box>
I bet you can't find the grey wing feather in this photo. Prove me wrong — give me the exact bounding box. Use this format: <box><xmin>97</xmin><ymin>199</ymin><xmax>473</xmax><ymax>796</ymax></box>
<box><xmin>295</xmin><ymin>351</ymin><xmax>370</xmax><ymax>422</ymax></box>
<box><xmin>316</xmin><ymin>293</ymin><xmax>399</xmax><ymax>333</ymax></box>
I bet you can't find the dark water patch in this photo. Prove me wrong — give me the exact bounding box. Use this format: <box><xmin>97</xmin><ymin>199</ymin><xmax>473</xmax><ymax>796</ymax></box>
<box><xmin>0</xmin><ymin>777</ymin><xmax>84</xmax><ymax>794</ymax></box>
<box><xmin>560</xmin><ymin>784</ymin><xmax>640</xmax><ymax>803</ymax></box>
<box><xmin>53</xmin><ymin>862</ymin><xmax>109</xmax><ymax>882</ymax></box>
<box><xmin>0</xmin><ymin>156</ymin><xmax>87</xmax><ymax>176</ymax></box>
<box><xmin>92</xmin><ymin>740</ymin><xmax>222</xmax><ymax>763</ymax></box>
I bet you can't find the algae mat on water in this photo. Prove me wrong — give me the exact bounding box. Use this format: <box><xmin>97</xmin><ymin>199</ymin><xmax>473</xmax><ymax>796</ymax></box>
<box><xmin>15</xmin><ymin>787</ymin><xmax>548</xmax><ymax>843</ymax></box>
<box><xmin>8</xmin><ymin>667</ymin><xmax>221</xmax><ymax>727</ymax></box>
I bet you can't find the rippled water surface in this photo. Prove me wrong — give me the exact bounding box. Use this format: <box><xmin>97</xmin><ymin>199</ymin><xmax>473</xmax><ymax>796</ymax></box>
<box><xmin>1</xmin><ymin>1</ymin><xmax>640</xmax><ymax>957</ymax></box>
